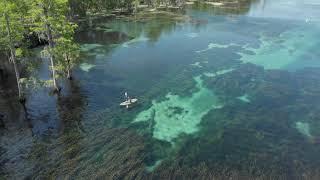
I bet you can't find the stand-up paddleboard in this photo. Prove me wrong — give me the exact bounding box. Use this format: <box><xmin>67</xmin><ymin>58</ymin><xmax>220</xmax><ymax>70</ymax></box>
<box><xmin>120</xmin><ymin>98</ymin><xmax>138</xmax><ymax>106</ymax></box>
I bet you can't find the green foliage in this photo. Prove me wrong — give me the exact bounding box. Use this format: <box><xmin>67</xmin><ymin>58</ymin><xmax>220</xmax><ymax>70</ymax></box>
<box><xmin>29</xmin><ymin>0</ymin><xmax>69</xmax><ymax>34</ymax></box>
<box><xmin>20</xmin><ymin>77</ymin><xmax>54</xmax><ymax>90</ymax></box>
<box><xmin>0</xmin><ymin>0</ymin><xmax>187</xmax><ymax>95</ymax></box>
<box><xmin>68</xmin><ymin>0</ymin><xmax>185</xmax><ymax>15</ymax></box>
<box><xmin>0</xmin><ymin>0</ymin><xmax>30</xmax><ymax>99</ymax></box>
<box><xmin>54</xmin><ymin>37</ymin><xmax>80</xmax><ymax>78</ymax></box>
<box><xmin>0</xmin><ymin>0</ymin><xmax>26</xmax><ymax>53</ymax></box>
<box><xmin>29</xmin><ymin>0</ymin><xmax>80</xmax><ymax>87</ymax></box>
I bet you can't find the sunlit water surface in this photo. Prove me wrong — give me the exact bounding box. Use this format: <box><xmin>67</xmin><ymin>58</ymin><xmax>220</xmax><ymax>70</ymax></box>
<box><xmin>1</xmin><ymin>0</ymin><xmax>320</xmax><ymax>179</ymax></box>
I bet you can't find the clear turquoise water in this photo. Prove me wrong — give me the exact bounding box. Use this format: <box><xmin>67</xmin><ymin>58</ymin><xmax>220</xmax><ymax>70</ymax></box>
<box><xmin>1</xmin><ymin>0</ymin><xmax>320</xmax><ymax>179</ymax></box>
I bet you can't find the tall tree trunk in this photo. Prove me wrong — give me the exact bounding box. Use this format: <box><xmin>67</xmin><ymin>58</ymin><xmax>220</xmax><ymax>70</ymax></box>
<box><xmin>11</xmin><ymin>51</ymin><xmax>23</xmax><ymax>100</ymax></box>
<box><xmin>66</xmin><ymin>55</ymin><xmax>72</xmax><ymax>80</ymax></box>
<box><xmin>49</xmin><ymin>55</ymin><xmax>59</xmax><ymax>91</ymax></box>
<box><xmin>44</xmin><ymin>7</ymin><xmax>60</xmax><ymax>93</ymax></box>
<box><xmin>5</xmin><ymin>13</ymin><xmax>24</xmax><ymax>101</ymax></box>
<box><xmin>67</xmin><ymin>62</ymin><xmax>72</xmax><ymax>80</ymax></box>
<box><xmin>67</xmin><ymin>68</ymin><xmax>72</xmax><ymax>80</ymax></box>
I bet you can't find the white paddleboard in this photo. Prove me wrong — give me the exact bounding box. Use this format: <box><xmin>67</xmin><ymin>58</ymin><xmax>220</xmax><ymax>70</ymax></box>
<box><xmin>120</xmin><ymin>98</ymin><xmax>138</xmax><ymax>106</ymax></box>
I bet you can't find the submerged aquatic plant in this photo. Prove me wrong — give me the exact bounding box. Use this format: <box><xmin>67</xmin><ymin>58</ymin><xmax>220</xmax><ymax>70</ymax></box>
<box><xmin>295</xmin><ymin>121</ymin><xmax>312</xmax><ymax>138</ymax></box>
<box><xmin>237</xmin><ymin>94</ymin><xmax>251</xmax><ymax>103</ymax></box>
<box><xmin>134</xmin><ymin>76</ymin><xmax>222</xmax><ymax>143</ymax></box>
<box><xmin>79</xmin><ymin>63</ymin><xmax>96</xmax><ymax>72</ymax></box>
<box><xmin>238</xmin><ymin>28</ymin><xmax>320</xmax><ymax>70</ymax></box>
<box><xmin>196</xmin><ymin>42</ymin><xmax>239</xmax><ymax>53</ymax></box>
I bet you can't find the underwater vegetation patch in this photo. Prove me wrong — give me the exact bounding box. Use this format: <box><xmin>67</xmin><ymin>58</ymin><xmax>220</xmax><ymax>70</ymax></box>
<box><xmin>237</xmin><ymin>94</ymin><xmax>251</xmax><ymax>103</ymax></box>
<box><xmin>295</xmin><ymin>121</ymin><xmax>312</xmax><ymax>138</ymax></box>
<box><xmin>26</xmin><ymin>127</ymin><xmax>147</xmax><ymax>179</ymax></box>
<box><xmin>190</xmin><ymin>61</ymin><xmax>204</xmax><ymax>68</ymax></box>
<box><xmin>196</xmin><ymin>42</ymin><xmax>239</xmax><ymax>53</ymax></box>
<box><xmin>239</xmin><ymin>27</ymin><xmax>320</xmax><ymax>70</ymax></box>
<box><xmin>122</xmin><ymin>36</ymin><xmax>149</xmax><ymax>48</ymax></box>
<box><xmin>134</xmin><ymin>76</ymin><xmax>223</xmax><ymax>143</ymax></box>
<box><xmin>203</xmin><ymin>68</ymin><xmax>235</xmax><ymax>78</ymax></box>
<box><xmin>80</xmin><ymin>43</ymin><xmax>113</xmax><ymax>58</ymax></box>
<box><xmin>79</xmin><ymin>63</ymin><xmax>96</xmax><ymax>72</ymax></box>
<box><xmin>146</xmin><ymin>159</ymin><xmax>163</xmax><ymax>172</ymax></box>
<box><xmin>80</xmin><ymin>43</ymin><xmax>104</xmax><ymax>52</ymax></box>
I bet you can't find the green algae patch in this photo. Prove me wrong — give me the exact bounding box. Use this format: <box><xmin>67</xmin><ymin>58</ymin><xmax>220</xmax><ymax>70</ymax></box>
<box><xmin>295</xmin><ymin>121</ymin><xmax>312</xmax><ymax>138</ymax></box>
<box><xmin>239</xmin><ymin>27</ymin><xmax>320</xmax><ymax>70</ymax></box>
<box><xmin>80</xmin><ymin>43</ymin><xmax>108</xmax><ymax>57</ymax></box>
<box><xmin>79</xmin><ymin>63</ymin><xmax>96</xmax><ymax>72</ymax></box>
<box><xmin>134</xmin><ymin>76</ymin><xmax>222</xmax><ymax>143</ymax></box>
<box><xmin>237</xmin><ymin>94</ymin><xmax>251</xmax><ymax>103</ymax></box>
<box><xmin>196</xmin><ymin>43</ymin><xmax>238</xmax><ymax>53</ymax></box>
<box><xmin>146</xmin><ymin>160</ymin><xmax>163</xmax><ymax>172</ymax></box>
<box><xmin>190</xmin><ymin>61</ymin><xmax>203</xmax><ymax>68</ymax></box>
<box><xmin>203</xmin><ymin>68</ymin><xmax>235</xmax><ymax>78</ymax></box>
<box><xmin>122</xmin><ymin>36</ymin><xmax>149</xmax><ymax>48</ymax></box>
<box><xmin>80</xmin><ymin>43</ymin><xmax>104</xmax><ymax>52</ymax></box>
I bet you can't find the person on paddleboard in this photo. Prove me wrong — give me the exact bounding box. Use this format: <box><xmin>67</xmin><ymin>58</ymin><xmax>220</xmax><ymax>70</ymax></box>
<box><xmin>125</xmin><ymin>92</ymin><xmax>128</xmax><ymax>101</ymax></box>
<box><xmin>125</xmin><ymin>92</ymin><xmax>131</xmax><ymax>104</ymax></box>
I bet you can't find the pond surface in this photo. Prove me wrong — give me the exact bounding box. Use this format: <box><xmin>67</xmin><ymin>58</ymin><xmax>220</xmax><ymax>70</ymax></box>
<box><xmin>1</xmin><ymin>0</ymin><xmax>320</xmax><ymax>179</ymax></box>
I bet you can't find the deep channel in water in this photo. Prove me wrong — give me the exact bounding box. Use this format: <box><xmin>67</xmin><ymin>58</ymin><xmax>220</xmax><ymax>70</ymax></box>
<box><xmin>1</xmin><ymin>0</ymin><xmax>320</xmax><ymax>179</ymax></box>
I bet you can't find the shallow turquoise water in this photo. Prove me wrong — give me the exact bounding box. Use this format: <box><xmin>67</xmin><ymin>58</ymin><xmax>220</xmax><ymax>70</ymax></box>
<box><xmin>1</xmin><ymin>0</ymin><xmax>320</xmax><ymax>179</ymax></box>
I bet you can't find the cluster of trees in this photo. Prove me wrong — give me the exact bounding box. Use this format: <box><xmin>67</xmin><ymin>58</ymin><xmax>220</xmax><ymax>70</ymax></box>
<box><xmin>68</xmin><ymin>0</ymin><xmax>186</xmax><ymax>16</ymax></box>
<box><xmin>145</xmin><ymin>0</ymin><xmax>186</xmax><ymax>7</ymax></box>
<box><xmin>0</xmin><ymin>0</ymin><xmax>196</xmax><ymax>104</ymax></box>
<box><xmin>0</xmin><ymin>0</ymin><xmax>80</xmax><ymax>102</ymax></box>
<box><xmin>0</xmin><ymin>0</ymin><xmax>188</xmax><ymax>103</ymax></box>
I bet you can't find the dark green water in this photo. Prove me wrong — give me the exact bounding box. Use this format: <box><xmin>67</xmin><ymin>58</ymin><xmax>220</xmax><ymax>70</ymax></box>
<box><xmin>1</xmin><ymin>0</ymin><xmax>320</xmax><ymax>179</ymax></box>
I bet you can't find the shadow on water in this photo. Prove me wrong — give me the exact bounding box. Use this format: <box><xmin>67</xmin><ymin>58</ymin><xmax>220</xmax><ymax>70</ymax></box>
<box><xmin>0</xmin><ymin>54</ymin><xmax>30</xmax><ymax>130</ymax></box>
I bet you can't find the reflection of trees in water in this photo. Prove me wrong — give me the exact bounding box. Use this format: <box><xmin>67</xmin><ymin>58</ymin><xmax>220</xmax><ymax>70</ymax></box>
<box><xmin>106</xmin><ymin>12</ymin><xmax>188</xmax><ymax>42</ymax></box>
<box><xmin>249</xmin><ymin>0</ymin><xmax>266</xmax><ymax>12</ymax></box>
<box><xmin>74</xmin><ymin>0</ymin><xmax>263</xmax><ymax>45</ymax></box>
<box><xmin>75</xmin><ymin>30</ymin><xmax>131</xmax><ymax>45</ymax></box>
<box><xmin>192</xmin><ymin>0</ymin><xmax>260</xmax><ymax>15</ymax></box>
<box><xmin>106</xmin><ymin>0</ymin><xmax>261</xmax><ymax>42</ymax></box>
<box><xmin>144</xmin><ymin>18</ymin><xmax>180</xmax><ymax>42</ymax></box>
